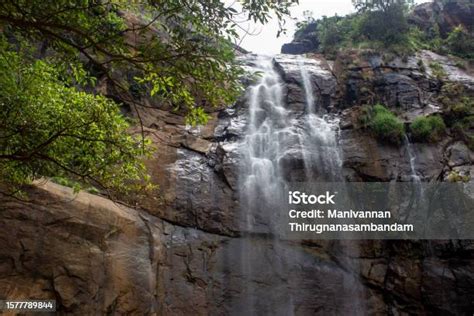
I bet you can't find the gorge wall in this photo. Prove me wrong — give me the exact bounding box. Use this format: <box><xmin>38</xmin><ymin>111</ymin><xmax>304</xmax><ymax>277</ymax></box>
<box><xmin>1</xmin><ymin>48</ymin><xmax>474</xmax><ymax>315</ymax></box>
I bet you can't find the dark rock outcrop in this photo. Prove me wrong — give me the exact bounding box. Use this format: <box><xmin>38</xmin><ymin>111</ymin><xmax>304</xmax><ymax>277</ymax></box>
<box><xmin>281</xmin><ymin>22</ymin><xmax>319</xmax><ymax>55</ymax></box>
<box><xmin>409</xmin><ymin>0</ymin><xmax>474</xmax><ymax>36</ymax></box>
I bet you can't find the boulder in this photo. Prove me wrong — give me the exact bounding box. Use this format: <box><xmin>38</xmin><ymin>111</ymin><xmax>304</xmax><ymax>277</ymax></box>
<box><xmin>0</xmin><ymin>182</ymin><xmax>161</xmax><ymax>315</ymax></box>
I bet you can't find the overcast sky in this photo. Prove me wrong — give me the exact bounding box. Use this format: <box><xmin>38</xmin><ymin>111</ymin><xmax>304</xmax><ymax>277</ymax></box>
<box><xmin>230</xmin><ymin>0</ymin><xmax>431</xmax><ymax>54</ymax></box>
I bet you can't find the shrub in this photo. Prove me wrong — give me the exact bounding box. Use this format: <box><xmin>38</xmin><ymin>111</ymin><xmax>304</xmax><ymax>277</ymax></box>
<box><xmin>317</xmin><ymin>15</ymin><xmax>357</xmax><ymax>57</ymax></box>
<box><xmin>452</xmin><ymin>116</ymin><xmax>474</xmax><ymax>150</ymax></box>
<box><xmin>355</xmin><ymin>3</ymin><xmax>410</xmax><ymax>47</ymax></box>
<box><xmin>429</xmin><ymin>62</ymin><xmax>447</xmax><ymax>79</ymax></box>
<box><xmin>447</xmin><ymin>170</ymin><xmax>470</xmax><ymax>183</ymax></box>
<box><xmin>360</xmin><ymin>104</ymin><xmax>405</xmax><ymax>144</ymax></box>
<box><xmin>438</xmin><ymin>83</ymin><xmax>474</xmax><ymax>122</ymax></box>
<box><xmin>410</xmin><ymin>115</ymin><xmax>446</xmax><ymax>142</ymax></box>
<box><xmin>446</xmin><ymin>25</ymin><xmax>474</xmax><ymax>60</ymax></box>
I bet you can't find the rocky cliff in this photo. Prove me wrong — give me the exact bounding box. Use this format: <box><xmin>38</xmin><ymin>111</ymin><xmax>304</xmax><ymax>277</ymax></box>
<box><xmin>1</xmin><ymin>45</ymin><xmax>473</xmax><ymax>315</ymax></box>
<box><xmin>282</xmin><ymin>0</ymin><xmax>473</xmax><ymax>55</ymax></box>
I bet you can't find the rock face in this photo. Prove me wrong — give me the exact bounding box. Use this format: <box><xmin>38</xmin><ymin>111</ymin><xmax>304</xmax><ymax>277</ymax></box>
<box><xmin>334</xmin><ymin>49</ymin><xmax>474</xmax><ymax>181</ymax></box>
<box><xmin>1</xmin><ymin>49</ymin><xmax>474</xmax><ymax>315</ymax></box>
<box><xmin>282</xmin><ymin>0</ymin><xmax>474</xmax><ymax>56</ymax></box>
<box><xmin>3</xmin><ymin>184</ymin><xmax>474</xmax><ymax>315</ymax></box>
<box><xmin>281</xmin><ymin>22</ymin><xmax>319</xmax><ymax>55</ymax></box>
<box><xmin>0</xmin><ymin>182</ymin><xmax>161</xmax><ymax>315</ymax></box>
<box><xmin>409</xmin><ymin>0</ymin><xmax>474</xmax><ymax>36</ymax></box>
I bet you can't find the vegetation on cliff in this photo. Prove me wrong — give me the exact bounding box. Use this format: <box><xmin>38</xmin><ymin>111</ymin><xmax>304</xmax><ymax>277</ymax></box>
<box><xmin>438</xmin><ymin>83</ymin><xmax>474</xmax><ymax>149</ymax></box>
<box><xmin>410</xmin><ymin>115</ymin><xmax>446</xmax><ymax>142</ymax></box>
<box><xmin>290</xmin><ymin>0</ymin><xmax>473</xmax><ymax>149</ymax></box>
<box><xmin>359</xmin><ymin>104</ymin><xmax>405</xmax><ymax>144</ymax></box>
<box><xmin>291</xmin><ymin>0</ymin><xmax>473</xmax><ymax>59</ymax></box>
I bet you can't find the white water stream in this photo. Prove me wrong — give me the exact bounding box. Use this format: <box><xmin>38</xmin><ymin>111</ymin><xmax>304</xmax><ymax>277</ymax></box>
<box><xmin>236</xmin><ymin>55</ymin><xmax>365</xmax><ymax>315</ymax></box>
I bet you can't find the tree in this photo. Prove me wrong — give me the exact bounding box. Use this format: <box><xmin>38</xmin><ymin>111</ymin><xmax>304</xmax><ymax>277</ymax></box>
<box><xmin>0</xmin><ymin>0</ymin><xmax>297</xmax><ymax>194</ymax></box>
<box><xmin>352</xmin><ymin>0</ymin><xmax>412</xmax><ymax>46</ymax></box>
<box><xmin>0</xmin><ymin>0</ymin><xmax>297</xmax><ymax>124</ymax></box>
<box><xmin>446</xmin><ymin>25</ymin><xmax>474</xmax><ymax>59</ymax></box>
<box><xmin>0</xmin><ymin>40</ymin><xmax>152</xmax><ymax>195</ymax></box>
<box><xmin>352</xmin><ymin>0</ymin><xmax>414</xmax><ymax>12</ymax></box>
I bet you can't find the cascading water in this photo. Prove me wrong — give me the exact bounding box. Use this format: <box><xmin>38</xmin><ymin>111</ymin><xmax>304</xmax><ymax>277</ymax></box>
<box><xmin>239</xmin><ymin>56</ymin><xmax>290</xmax><ymax>233</ymax></box>
<box><xmin>404</xmin><ymin>134</ymin><xmax>421</xmax><ymax>183</ymax></box>
<box><xmin>403</xmin><ymin>135</ymin><xmax>428</xmax><ymax>241</ymax></box>
<box><xmin>239</xmin><ymin>55</ymin><xmax>343</xmax><ymax>233</ymax></box>
<box><xmin>234</xmin><ymin>55</ymin><xmax>366</xmax><ymax>315</ymax></box>
<box><xmin>297</xmin><ymin>58</ymin><xmax>342</xmax><ymax>181</ymax></box>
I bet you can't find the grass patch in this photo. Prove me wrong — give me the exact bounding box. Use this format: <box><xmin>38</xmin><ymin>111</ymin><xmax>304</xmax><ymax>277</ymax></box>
<box><xmin>359</xmin><ymin>104</ymin><xmax>405</xmax><ymax>144</ymax></box>
<box><xmin>410</xmin><ymin>115</ymin><xmax>446</xmax><ymax>142</ymax></box>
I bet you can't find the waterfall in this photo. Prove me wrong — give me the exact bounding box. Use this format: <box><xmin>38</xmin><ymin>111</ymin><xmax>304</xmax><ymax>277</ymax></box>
<box><xmin>403</xmin><ymin>135</ymin><xmax>428</xmax><ymax>241</ymax></box>
<box><xmin>404</xmin><ymin>135</ymin><xmax>421</xmax><ymax>183</ymax></box>
<box><xmin>239</xmin><ymin>56</ymin><xmax>292</xmax><ymax>233</ymax></box>
<box><xmin>235</xmin><ymin>54</ymin><xmax>365</xmax><ymax>315</ymax></box>
<box><xmin>239</xmin><ymin>55</ymin><xmax>343</xmax><ymax>232</ymax></box>
<box><xmin>297</xmin><ymin>57</ymin><xmax>342</xmax><ymax>181</ymax></box>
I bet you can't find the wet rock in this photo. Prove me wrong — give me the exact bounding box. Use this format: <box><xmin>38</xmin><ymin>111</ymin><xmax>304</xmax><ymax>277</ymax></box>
<box><xmin>181</xmin><ymin>134</ymin><xmax>212</xmax><ymax>154</ymax></box>
<box><xmin>339</xmin><ymin>129</ymin><xmax>445</xmax><ymax>181</ymax></box>
<box><xmin>419</xmin><ymin>50</ymin><xmax>474</xmax><ymax>91</ymax></box>
<box><xmin>2</xmin><ymin>49</ymin><xmax>474</xmax><ymax>315</ymax></box>
<box><xmin>340</xmin><ymin>130</ymin><xmax>401</xmax><ymax>181</ymax></box>
<box><xmin>274</xmin><ymin>55</ymin><xmax>338</xmax><ymax>111</ymax></box>
<box><xmin>170</xmin><ymin>148</ymin><xmax>238</xmax><ymax>235</ymax></box>
<box><xmin>422</xmin><ymin>257</ymin><xmax>474</xmax><ymax>314</ymax></box>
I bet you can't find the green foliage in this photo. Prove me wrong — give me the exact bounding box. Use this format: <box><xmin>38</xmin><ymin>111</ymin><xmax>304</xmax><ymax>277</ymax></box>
<box><xmin>452</xmin><ymin>116</ymin><xmax>474</xmax><ymax>150</ymax></box>
<box><xmin>407</xmin><ymin>26</ymin><xmax>444</xmax><ymax>52</ymax></box>
<box><xmin>0</xmin><ymin>0</ymin><xmax>297</xmax><ymax>125</ymax></box>
<box><xmin>359</xmin><ymin>104</ymin><xmax>405</xmax><ymax>144</ymax></box>
<box><xmin>447</xmin><ymin>170</ymin><xmax>470</xmax><ymax>183</ymax></box>
<box><xmin>410</xmin><ymin>115</ymin><xmax>446</xmax><ymax>142</ymax></box>
<box><xmin>370</xmin><ymin>104</ymin><xmax>405</xmax><ymax>144</ymax></box>
<box><xmin>0</xmin><ymin>43</ymin><xmax>152</xmax><ymax>194</ymax></box>
<box><xmin>0</xmin><ymin>0</ymin><xmax>297</xmax><ymax>194</ymax></box>
<box><xmin>317</xmin><ymin>15</ymin><xmax>357</xmax><ymax>58</ymax></box>
<box><xmin>291</xmin><ymin>0</ymin><xmax>416</xmax><ymax>56</ymax></box>
<box><xmin>293</xmin><ymin>0</ymin><xmax>473</xmax><ymax>59</ymax></box>
<box><xmin>429</xmin><ymin>62</ymin><xmax>447</xmax><ymax>79</ymax></box>
<box><xmin>445</xmin><ymin>25</ymin><xmax>474</xmax><ymax>60</ymax></box>
<box><xmin>51</xmin><ymin>177</ymin><xmax>99</xmax><ymax>194</ymax></box>
<box><xmin>355</xmin><ymin>2</ymin><xmax>410</xmax><ymax>46</ymax></box>
<box><xmin>437</xmin><ymin>82</ymin><xmax>474</xmax><ymax>149</ymax></box>
<box><xmin>438</xmin><ymin>83</ymin><xmax>474</xmax><ymax>120</ymax></box>
<box><xmin>352</xmin><ymin>0</ymin><xmax>414</xmax><ymax>12</ymax></box>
